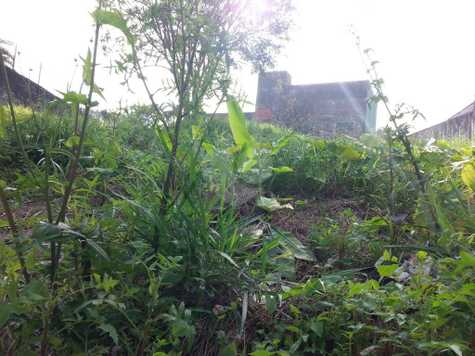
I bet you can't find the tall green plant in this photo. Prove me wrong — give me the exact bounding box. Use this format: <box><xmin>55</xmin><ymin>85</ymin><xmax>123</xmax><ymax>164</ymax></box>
<box><xmin>49</xmin><ymin>1</ymin><xmax>105</xmax><ymax>284</ymax></box>
<box><xmin>98</xmin><ymin>0</ymin><xmax>292</xmax><ymax>214</ymax></box>
<box><xmin>227</xmin><ymin>97</ymin><xmax>293</xmax><ymax>196</ymax></box>
<box><xmin>354</xmin><ymin>33</ymin><xmax>440</xmax><ymax>233</ymax></box>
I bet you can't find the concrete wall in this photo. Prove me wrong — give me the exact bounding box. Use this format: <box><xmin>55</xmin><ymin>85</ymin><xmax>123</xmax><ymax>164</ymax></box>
<box><xmin>255</xmin><ymin>71</ymin><xmax>376</xmax><ymax>138</ymax></box>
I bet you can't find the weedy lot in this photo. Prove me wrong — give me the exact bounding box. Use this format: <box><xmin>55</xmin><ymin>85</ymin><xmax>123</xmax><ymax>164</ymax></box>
<box><xmin>1</xmin><ymin>103</ymin><xmax>474</xmax><ymax>355</ymax></box>
<box><xmin>1</xmin><ymin>2</ymin><xmax>475</xmax><ymax>355</ymax></box>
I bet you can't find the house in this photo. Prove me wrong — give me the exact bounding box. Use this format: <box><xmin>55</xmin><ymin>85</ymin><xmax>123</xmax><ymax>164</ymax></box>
<box><xmin>0</xmin><ymin>66</ymin><xmax>57</xmax><ymax>107</ymax></box>
<box><xmin>255</xmin><ymin>71</ymin><xmax>377</xmax><ymax>138</ymax></box>
<box><xmin>411</xmin><ymin>101</ymin><xmax>475</xmax><ymax>141</ymax></box>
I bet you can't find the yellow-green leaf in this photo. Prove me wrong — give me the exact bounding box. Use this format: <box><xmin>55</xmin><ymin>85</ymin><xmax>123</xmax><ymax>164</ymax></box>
<box><xmin>156</xmin><ymin>127</ymin><xmax>172</xmax><ymax>153</ymax></box>
<box><xmin>227</xmin><ymin>97</ymin><xmax>254</xmax><ymax>159</ymax></box>
<box><xmin>192</xmin><ymin>125</ymin><xmax>204</xmax><ymax>140</ymax></box>
<box><xmin>272</xmin><ymin>166</ymin><xmax>293</xmax><ymax>174</ymax></box>
<box><xmin>65</xmin><ymin>136</ymin><xmax>80</xmax><ymax>148</ymax></box>
<box><xmin>376</xmin><ymin>264</ymin><xmax>399</xmax><ymax>278</ymax></box>
<box><xmin>462</xmin><ymin>163</ymin><xmax>475</xmax><ymax>191</ymax></box>
<box><xmin>203</xmin><ymin>142</ymin><xmax>215</xmax><ymax>155</ymax></box>
<box><xmin>341</xmin><ymin>146</ymin><xmax>362</xmax><ymax>161</ymax></box>
<box><xmin>241</xmin><ymin>159</ymin><xmax>257</xmax><ymax>173</ymax></box>
<box><xmin>82</xmin><ymin>49</ymin><xmax>92</xmax><ymax>86</ymax></box>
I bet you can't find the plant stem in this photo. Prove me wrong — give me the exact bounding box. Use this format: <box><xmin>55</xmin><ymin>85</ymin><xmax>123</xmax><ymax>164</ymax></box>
<box><xmin>56</xmin><ymin>10</ymin><xmax>102</xmax><ymax>225</ymax></box>
<box><xmin>0</xmin><ymin>188</ymin><xmax>30</xmax><ymax>283</ymax></box>
<box><xmin>356</xmin><ymin>40</ymin><xmax>440</xmax><ymax>232</ymax></box>
<box><xmin>52</xmin><ymin>4</ymin><xmax>103</xmax><ymax>283</ymax></box>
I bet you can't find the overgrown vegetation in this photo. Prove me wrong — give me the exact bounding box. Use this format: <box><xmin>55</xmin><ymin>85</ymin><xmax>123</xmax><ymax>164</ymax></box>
<box><xmin>1</xmin><ymin>1</ymin><xmax>475</xmax><ymax>355</ymax></box>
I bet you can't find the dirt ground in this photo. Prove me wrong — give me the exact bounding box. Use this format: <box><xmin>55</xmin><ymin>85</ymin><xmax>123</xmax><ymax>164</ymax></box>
<box><xmin>270</xmin><ymin>198</ymin><xmax>375</xmax><ymax>242</ymax></box>
<box><xmin>0</xmin><ymin>200</ymin><xmax>45</xmax><ymax>239</ymax></box>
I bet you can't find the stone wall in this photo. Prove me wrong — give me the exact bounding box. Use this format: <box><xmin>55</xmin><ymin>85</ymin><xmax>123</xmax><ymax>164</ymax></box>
<box><xmin>255</xmin><ymin>71</ymin><xmax>376</xmax><ymax>138</ymax></box>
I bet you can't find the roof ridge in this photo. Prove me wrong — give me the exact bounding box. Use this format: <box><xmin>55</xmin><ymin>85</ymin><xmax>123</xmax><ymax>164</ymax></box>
<box><xmin>448</xmin><ymin>100</ymin><xmax>475</xmax><ymax>119</ymax></box>
<box><xmin>290</xmin><ymin>80</ymin><xmax>370</xmax><ymax>88</ymax></box>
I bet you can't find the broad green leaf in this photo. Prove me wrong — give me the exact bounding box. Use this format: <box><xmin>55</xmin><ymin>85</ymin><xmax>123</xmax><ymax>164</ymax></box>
<box><xmin>461</xmin><ymin>163</ymin><xmax>475</xmax><ymax>191</ymax></box>
<box><xmin>383</xmin><ymin>249</ymin><xmax>391</xmax><ymax>261</ymax></box>
<box><xmin>241</xmin><ymin>159</ymin><xmax>257</xmax><ymax>173</ymax></box>
<box><xmin>376</xmin><ymin>264</ymin><xmax>399</xmax><ymax>278</ymax></box>
<box><xmin>250</xmin><ymin>351</ymin><xmax>273</xmax><ymax>356</ymax></box>
<box><xmin>81</xmin><ymin>51</ymin><xmax>104</xmax><ymax>99</ymax></box>
<box><xmin>92</xmin><ymin>9</ymin><xmax>135</xmax><ymax>46</ymax></box>
<box><xmin>341</xmin><ymin>146</ymin><xmax>362</xmax><ymax>161</ymax></box>
<box><xmin>156</xmin><ymin>126</ymin><xmax>172</xmax><ymax>153</ymax></box>
<box><xmin>264</xmin><ymin>294</ymin><xmax>278</xmax><ymax>314</ymax></box>
<box><xmin>272</xmin><ymin>166</ymin><xmax>293</xmax><ymax>174</ymax></box>
<box><xmin>85</xmin><ymin>238</ymin><xmax>109</xmax><ymax>260</ymax></box>
<box><xmin>92</xmin><ymin>84</ymin><xmax>105</xmax><ymax>100</ymax></box>
<box><xmin>448</xmin><ymin>344</ymin><xmax>463</xmax><ymax>356</ymax></box>
<box><xmin>416</xmin><ymin>251</ymin><xmax>428</xmax><ymax>261</ymax></box>
<box><xmin>192</xmin><ymin>125</ymin><xmax>204</xmax><ymax>140</ymax></box>
<box><xmin>257</xmin><ymin>197</ymin><xmax>293</xmax><ymax>213</ymax></box>
<box><xmin>274</xmin><ymin>229</ymin><xmax>316</xmax><ymax>262</ymax></box>
<box><xmin>271</xmin><ymin>134</ymin><xmax>292</xmax><ymax>155</ymax></box>
<box><xmin>227</xmin><ymin>145</ymin><xmax>243</xmax><ymax>155</ymax></box>
<box><xmin>99</xmin><ymin>324</ymin><xmax>119</xmax><ymax>345</ymax></box>
<box><xmin>454</xmin><ymin>250</ymin><xmax>475</xmax><ymax>273</ymax></box>
<box><xmin>65</xmin><ymin>135</ymin><xmax>80</xmax><ymax>148</ymax></box>
<box><xmin>203</xmin><ymin>142</ymin><xmax>215</xmax><ymax>155</ymax></box>
<box><xmin>348</xmin><ymin>280</ymin><xmax>379</xmax><ymax>297</ymax></box>
<box><xmin>227</xmin><ymin>97</ymin><xmax>254</xmax><ymax>158</ymax></box>
<box><xmin>94</xmin><ymin>274</ymin><xmax>118</xmax><ymax>292</ymax></box>
<box><xmin>82</xmin><ymin>49</ymin><xmax>93</xmax><ymax>85</ymax></box>
<box><xmin>61</xmin><ymin>91</ymin><xmax>88</xmax><ymax>105</ymax></box>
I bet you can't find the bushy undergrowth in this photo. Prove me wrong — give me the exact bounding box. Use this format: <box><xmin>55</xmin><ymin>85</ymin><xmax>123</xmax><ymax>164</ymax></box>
<box><xmin>1</xmin><ymin>105</ymin><xmax>475</xmax><ymax>356</ymax></box>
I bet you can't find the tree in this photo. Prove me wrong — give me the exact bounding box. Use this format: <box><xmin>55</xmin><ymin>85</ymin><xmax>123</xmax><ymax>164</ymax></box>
<box><xmin>100</xmin><ymin>0</ymin><xmax>293</xmax><ymax>212</ymax></box>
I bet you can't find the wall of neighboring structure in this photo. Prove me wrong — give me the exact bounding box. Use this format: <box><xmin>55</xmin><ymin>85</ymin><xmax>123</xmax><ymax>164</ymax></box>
<box><xmin>255</xmin><ymin>71</ymin><xmax>376</xmax><ymax>138</ymax></box>
<box><xmin>0</xmin><ymin>66</ymin><xmax>57</xmax><ymax>106</ymax></box>
<box><xmin>411</xmin><ymin>103</ymin><xmax>475</xmax><ymax>141</ymax></box>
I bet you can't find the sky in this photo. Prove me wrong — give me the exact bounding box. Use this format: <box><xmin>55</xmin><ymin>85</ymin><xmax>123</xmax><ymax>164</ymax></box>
<box><xmin>1</xmin><ymin>0</ymin><xmax>475</xmax><ymax>131</ymax></box>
